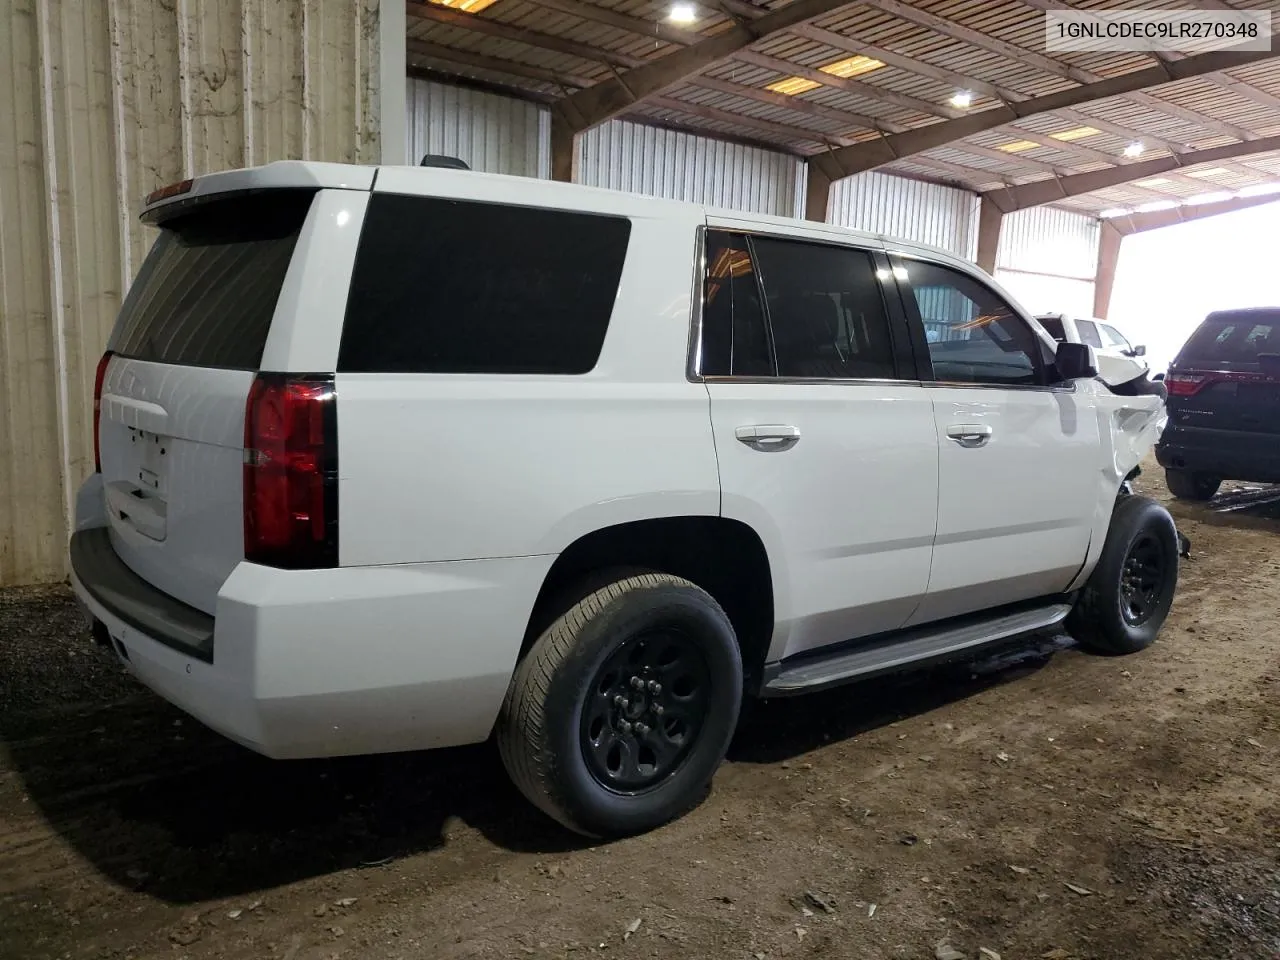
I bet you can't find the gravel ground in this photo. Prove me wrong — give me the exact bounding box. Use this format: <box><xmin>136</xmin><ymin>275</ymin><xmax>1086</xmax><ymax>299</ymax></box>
<box><xmin>1</xmin><ymin>468</ymin><xmax>1278</xmax><ymax>960</ymax></box>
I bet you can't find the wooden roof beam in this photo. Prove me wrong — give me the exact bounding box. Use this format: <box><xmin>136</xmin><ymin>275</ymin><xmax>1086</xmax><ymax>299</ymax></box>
<box><xmin>809</xmin><ymin>44</ymin><xmax>1280</xmax><ymax>182</ymax></box>
<box><xmin>982</xmin><ymin>132</ymin><xmax>1280</xmax><ymax>212</ymax></box>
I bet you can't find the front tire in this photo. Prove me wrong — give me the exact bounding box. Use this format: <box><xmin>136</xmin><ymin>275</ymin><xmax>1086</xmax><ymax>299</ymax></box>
<box><xmin>1069</xmin><ymin>495</ymin><xmax>1179</xmax><ymax>655</ymax></box>
<box><xmin>1165</xmin><ymin>468</ymin><xmax>1220</xmax><ymax>501</ymax></box>
<box><xmin>497</xmin><ymin>572</ymin><xmax>742</xmax><ymax>838</ymax></box>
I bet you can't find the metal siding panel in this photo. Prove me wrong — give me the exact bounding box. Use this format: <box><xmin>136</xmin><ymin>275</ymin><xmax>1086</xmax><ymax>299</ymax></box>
<box><xmin>405</xmin><ymin>77</ymin><xmax>547</xmax><ymax>178</ymax></box>
<box><xmin>574</xmin><ymin>118</ymin><xmax>803</xmax><ymax>217</ymax></box>
<box><xmin>996</xmin><ymin>207</ymin><xmax>1101</xmax><ymax>281</ymax></box>
<box><xmin>828</xmin><ymin>171</ymin><xmax>980</xmax><ymax>259</ymax></box>
<box><xmin>1</xmin><ymin>0</ymin><xmax>387</xmax><ymax>585</ymax></box>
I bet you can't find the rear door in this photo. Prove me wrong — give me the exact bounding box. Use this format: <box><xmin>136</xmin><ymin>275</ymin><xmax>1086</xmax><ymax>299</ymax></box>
<box><xmin>1169</xmin><ymin>314</ymin><xmax>1280</xmax><ymax>435</ymax></box>
<box><xmin>700</xmin><ymin>225</ymin><xmax>939</xmax><ymax>660</ymax></box>
<box><xmin>98</xmin><ymin>188</ymin><xmax>324</xmax><ymax>613</ymax></box>
<box><xmin>892</xmin><ymin>255</ymin><xmax>1099</xmax><ymax>625</ymax></box>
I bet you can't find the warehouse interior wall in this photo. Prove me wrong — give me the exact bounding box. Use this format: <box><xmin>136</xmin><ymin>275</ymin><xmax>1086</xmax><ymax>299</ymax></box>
<box><xmin>0</xmin><ymin>0</ymin><xmax>400</xmax><ymax>586</ymax></box>
<box><xmin>994</xmin><ymin>207</ymin><xmax>1101</xmax><ymax>318</ymax></box>
<box><xmin>827</xmin><ymin>171</ymin><xmax>980</xmax><ymax>260</ymax></box>
<box><xmin>406</xmin><ymin>77</ymin><xmax>550</xmax><ymax>177</ymax></box>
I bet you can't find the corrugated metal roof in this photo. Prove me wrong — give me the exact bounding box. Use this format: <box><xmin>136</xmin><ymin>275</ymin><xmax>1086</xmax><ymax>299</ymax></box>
<box><xmin>405</xmin><ymin>0</ymin><xmax>1280</xmax><ymax>214</ymax></box>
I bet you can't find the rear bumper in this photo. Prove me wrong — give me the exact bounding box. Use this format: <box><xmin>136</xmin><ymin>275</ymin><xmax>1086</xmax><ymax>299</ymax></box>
<box><xmin>1155</xmin><ymin>425</ymin><xmax>1280</xmax><ymax>483</ymax></box>
<box><xmin>70</xmin><ymin>526</ymin><xmax>555</xmax><ymax>759</ymax></box>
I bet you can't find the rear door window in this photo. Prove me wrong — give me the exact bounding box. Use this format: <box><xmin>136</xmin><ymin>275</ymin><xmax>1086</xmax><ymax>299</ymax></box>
<box><xmin>110</xmin><ymin>190</ymin><xmax>316</xmax><ymax>369</ymax></box>
<box><xmin>339</xmin><ymin>195</ymin><xmax>631</xmax><ymax>374</ymax></box>
<box><xmin>1038</xmin><ymin>317</ymin><xmax>1066</xmax><ymax>342</ymax></box>
<box><xmin>752</xmin><ymin>236</ymin><xmax>897</xmax><ymax>380</ymax></box>
<box><xmin>700</xmin><ymin>231</ymin><xmax>773</xmax><ymax>377</ymax></box>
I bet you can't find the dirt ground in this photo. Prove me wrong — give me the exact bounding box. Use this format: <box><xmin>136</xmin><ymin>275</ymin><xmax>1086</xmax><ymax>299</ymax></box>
<box><xmin>2</xmin><ymin>467</ymin><xmax>1278</xmax><ymax>960</ymax></box>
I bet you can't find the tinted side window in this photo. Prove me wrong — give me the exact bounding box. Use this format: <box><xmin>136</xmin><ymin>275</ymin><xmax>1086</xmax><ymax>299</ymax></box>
<box><xmin>902</xmin><ymin>260</ymin><xmax>1047</xmax><ymax>386</ymax></box>
<box><xmin>1077</xmin><ymin>321</ymin><xmax>1103</xmax><ymax>348</ymax></box>
<box><xmin>339</xmin><ymin>195</ymin><xmax>631</xmax><ymax>374</ymax></box>
<box><xmin>700</xmin><ymin>231</ymin><xmax>773</xmax><ymax>377</ymax></box>
<box><xmin>752</xmin><ymin>237</ymin><xmax>896</xmax><ymax>380</ymax></box>
<box><xmin>110</xmin><ymin>191</ymin><xmax>315</xmax><ymax>369</ymax></box>
<box><xmin>1180</xmin><ymin>318</ymin><xmax>1278</xmax><ymax>364</ymax></box>
<box><xmin>1039</xmin><ymin>317</ymin><xmax>1066</xmax><ymax>342</ymax></box>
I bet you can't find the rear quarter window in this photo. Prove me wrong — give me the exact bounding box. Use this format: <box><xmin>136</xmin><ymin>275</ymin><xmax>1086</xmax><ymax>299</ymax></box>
<box><xmin>110</xmin><ymin>191</ymin><xmax>315</xmax><ymax>370</ymax></box>
<box><xmin>338</xmin><ymin>195</ymin><xmax>632</xmax><ymax>374</ymax></box>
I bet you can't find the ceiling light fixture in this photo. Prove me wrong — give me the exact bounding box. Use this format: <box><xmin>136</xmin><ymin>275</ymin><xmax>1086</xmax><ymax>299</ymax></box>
<box><xmin>1135</xmin><ymin>199</ymin><xmax>1178</xmax><ymax>213</ymax></box>
<box><xmin>1099</xmin><ymin>208</ymin><xmax>1130</xmax><ymax>218</ymax></box>
<box><xmin>1123</xmin><ymin>142</ymin><xmax>1144</xmax><ymax>158</ymax></box>
<box><xmin>950</xmin><ymin>90</ymin><xmax>974</xmax><ymax>109</ymax></box>
<box><xmin>668</xmin><ymin>2</ymin><xmax>696</xmax><ymax>23</ymax></box>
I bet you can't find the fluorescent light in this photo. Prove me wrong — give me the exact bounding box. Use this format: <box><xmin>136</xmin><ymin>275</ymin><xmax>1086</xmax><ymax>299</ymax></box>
<box><xmin>1099</xmin><ymin>207</ymin><xmax>1130</xmax><ymax>218</ymax></box>
<box><xmin>1237</xmin><ymin>182</ymin><xmax>1280</xmax><ymax>197</ymax></box>
<box><xmin>1134</xmin><ymin>177</ymin><xmax>1170</xmax><ymax>187</ymax></box>
<box><xmin>820</xmin><ymin>55</ymin><xmax>884</xmax><ymax>79</ymax></box>
<box><xmin>1185</xmin><ymin>191</ymin><xmax>1233</xmax><ymax>205</ymax></box>
<box><xmin>998</xmin><ymin>140</ymin><xmax>1040</xmax><ymax>153</ymax></box>
<box><xmin>765</xmin><ymin>76</ymin><xmax>821</xmax><ymax>96</ymax></box>
<box><xmin>1123</xmin><ymin>142</ymin><xmax>1144</xmax><ymax>158</ymax></box>
<box><xmin>1135</xmin><ymin>199</ymin><xmax>1178</xmax><ymax>213</ymax></box>
<box><xmin>430</xmin><ymin>0</ymin><xmax>500</xmax><ymax>11</ymax></box>
<box><xmin>1051</xmin><ymin>125</ymin><xmax>1100</xmax><ymax>142</ymax></box>
<box><xmin>1186</xmin><ymin>167</ymin><xmax>1230</xmax><ymax>178</ymax></box>
<box><xmin>668</xmin><ymin>2</ymin><xmax>697</xmax><ymax>23</ymax></box>
<box><xmin>949</xmin><ymin>90</ymin><xmax>974</xmax><ymax>109</ymax></box>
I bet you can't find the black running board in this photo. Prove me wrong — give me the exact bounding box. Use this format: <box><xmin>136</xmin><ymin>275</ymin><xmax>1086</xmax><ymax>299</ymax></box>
<box><xmin>761</xmin><ymin>601</ymin><xmax>1073</xmax><ymax>697</ymax></box>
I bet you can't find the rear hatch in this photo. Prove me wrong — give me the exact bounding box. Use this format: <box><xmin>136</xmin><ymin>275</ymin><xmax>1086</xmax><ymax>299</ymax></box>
<box><xmin>1167</xmin><ymin>312</ymin><xmax>1280</xmax><ymax>434</ymax></box>
<box><xmin>98</xmin><ymin>189</ymin><xmax>316</xmax><ymax>614</ymax></box>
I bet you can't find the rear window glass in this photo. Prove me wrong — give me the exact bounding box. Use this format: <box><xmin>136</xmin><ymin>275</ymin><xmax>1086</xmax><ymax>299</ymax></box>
<box><xmin>110</xmin><ymin>191</ymin><xmax>314</xmax><ymax>369</ymax></box>
<box><xmin>1180</xmin><ymin>317</ymin><xmax>1279</xmax><ymax>364</ymax></box>
<box><xmin>1038</xmin><ymin>317</ymin><xmax>1066</xmax><ymax>342</ymax></box>
<box><xmin>338</xmin><ymin>195</ymin><xmax>632</xmax><ymax>374</ymax></box>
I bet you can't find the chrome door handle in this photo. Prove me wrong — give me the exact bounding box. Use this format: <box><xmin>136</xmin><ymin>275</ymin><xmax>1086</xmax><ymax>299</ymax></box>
<box><xmin>946</xmin><ymin>424</ymin><xmax>993</xmax><ymax>448</ymax></box>
<box><xmin>736</xmin><ymin>424</ymin><xmax>800</xmax><ymax>452</ymax></box>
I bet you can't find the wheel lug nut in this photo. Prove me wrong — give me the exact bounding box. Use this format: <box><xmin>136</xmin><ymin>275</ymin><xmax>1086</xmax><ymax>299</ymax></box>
<box><xmin>614</xmin><ymin>695</ymin><xmax>628</xmax><ymax>708</ymax></box>
<box><xmin>631</xmin><ymin>676</ymin><xmax>644</xmax><ymax>690</ymax></box>
<box><xmin>635</xmin><ymin>723</ymin><xmax>649</xmax><ymax>735</ymax></box>
<box><xmin>619</xmin><ymin>720</ymin><xmax>632</xmax><ymax>733</ymax></box>
<box><xmin>652</xmin><ymin>704</ymin><xmax>664</xmax><ymax>716</ymax></box>
<box><xmin>648</xmin><ymin>681</ymin><xmax>661</xmax><ymax>694</ymax></box>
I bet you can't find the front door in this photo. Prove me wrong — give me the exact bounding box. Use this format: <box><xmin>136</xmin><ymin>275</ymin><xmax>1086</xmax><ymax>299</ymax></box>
<box><xmin>893</xmin><ymin>255</ymin><xmax>1100</xmax><ymax>625</ymax></box>
<box><xmin>699</xmin><ymin>227</ymin><xmax>939</xmax><ymax>661</ymax></box>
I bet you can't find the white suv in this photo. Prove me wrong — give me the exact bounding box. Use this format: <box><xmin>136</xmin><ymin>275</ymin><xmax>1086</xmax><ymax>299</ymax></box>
<box><xmin>71</xmin><ymin>161</ymin><xmax>1177</xmax><ymax>838</ymax></box>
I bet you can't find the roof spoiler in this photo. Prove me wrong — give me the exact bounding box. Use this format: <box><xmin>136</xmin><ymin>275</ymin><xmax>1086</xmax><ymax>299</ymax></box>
<box><xmin>420</xmin><ymin>154</ymin><xmax>470</xmax><ymax>170</ymax></box>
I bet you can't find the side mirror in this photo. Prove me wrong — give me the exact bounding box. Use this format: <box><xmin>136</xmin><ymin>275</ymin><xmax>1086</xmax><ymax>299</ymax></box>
<box><xmin>1153</xmin><ymin>372</ymin><xmax>1166</xmax><ymax>381</ymax></box>
<box><xmin>1056</xmin><ymin>341</ymin><xmax>1098</xmax><ymax>381</ymax></box>
<box><xmin>1125</xmin><ymin>344</ymin><xmax>1147</xmax><ymax>357</ymax></box>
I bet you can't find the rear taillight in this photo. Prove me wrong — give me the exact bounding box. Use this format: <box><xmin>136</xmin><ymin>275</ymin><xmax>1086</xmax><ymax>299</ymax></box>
<box><xmin>1166</xmin><ymin>372</ymin><xmax>1208</xmax><ymax>397</ymax></box>
<box><xmin>243</xmin><ymin>373</ymin><xmax>338</xmax><ymax>569</ymax></box>
<box><xmin>93</xmin><ymin>351</ymin><xmax>113</xmax><ymax>473</ymax></box>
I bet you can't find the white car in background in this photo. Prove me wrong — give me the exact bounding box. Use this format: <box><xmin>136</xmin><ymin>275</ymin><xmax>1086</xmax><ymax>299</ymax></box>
<box><xmin>1036</xmin><ymin>313</ymin><xmax>1152</xmax><ymax>389</ymax></box>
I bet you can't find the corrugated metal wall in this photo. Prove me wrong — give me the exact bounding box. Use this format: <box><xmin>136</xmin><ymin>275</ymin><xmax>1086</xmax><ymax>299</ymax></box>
<box><xmin>0</xmin><ymin>0</ymin><xmax>396</xmax><ymax>586</ymax></box>
<box><xmin>994</xmin><ymin>206</ymin><xmax>1101</xmax><ymax>316</ymax></box>
<box><xmin>576</xmin><ymin>119</ymin><xmax>804</xmax><ymax>218</ymax></box>
<box><xmin>406</xmin><ymin>77</ymin><xmax>549</xmax><ymax>177</ymax></box>
<box><xmin>827</xmin><ymin>171</ymin><xmax>980</xmax><ymax>259</ymax></box>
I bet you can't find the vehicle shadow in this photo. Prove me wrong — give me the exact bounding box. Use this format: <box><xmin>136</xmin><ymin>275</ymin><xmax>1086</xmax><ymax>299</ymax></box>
<box><xmin>0</xmin><ymin>585</ymin><xmax>1070</xmax><ymax>907</ymax></box>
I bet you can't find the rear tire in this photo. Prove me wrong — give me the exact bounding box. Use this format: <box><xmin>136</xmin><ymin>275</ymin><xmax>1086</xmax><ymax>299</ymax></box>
<box><xmin>497</xmin><ymin>572</ymin><xmax>742</xmax><ymax>838</ymax></box>
<box><xmin>1069</xmin><ymin>495</ymin><xmax>1179</xmax><ymax>655</ymax></box>
<box><xmin>1165</xmin><ymin>468</ymin><xmax>1220</xmax><ymax>501</ymax></box>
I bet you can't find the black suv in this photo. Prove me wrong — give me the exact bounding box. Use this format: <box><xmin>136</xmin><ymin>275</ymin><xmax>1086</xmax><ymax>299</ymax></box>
<box><xmin>1157</xmin><ymin>308</ymin><xmax>1280</xmax><ymax>500</ymax></box>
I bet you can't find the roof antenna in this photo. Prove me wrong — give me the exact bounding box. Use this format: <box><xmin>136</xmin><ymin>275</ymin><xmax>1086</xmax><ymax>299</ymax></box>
<box><xmin>419</xmin><ymin>154</ymin><xmax>470</xmax><ymax>170</ymax></box>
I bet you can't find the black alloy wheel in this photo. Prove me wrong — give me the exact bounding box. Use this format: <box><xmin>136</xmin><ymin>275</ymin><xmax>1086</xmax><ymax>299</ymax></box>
<box><xmin>580</xmin><ymin>630</ymin><xmax>711</xmax><ymax>793</ymax></box>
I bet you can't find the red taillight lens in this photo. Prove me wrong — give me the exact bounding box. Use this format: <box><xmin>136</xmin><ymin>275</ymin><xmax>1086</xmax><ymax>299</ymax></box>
<box><xmin>1166</xmin><ymin>372</ymin><xmax>1207</xmax><ymax>397</ymax></box>
<box><xmin>93</xmin><ymin>351</ymin><xmax>113</xmax><ymax>473</ymax></box>
<box><xmin>243</xmin><ymin>373</ymin><xmax>338</xmax><ymax>569</ymax></box>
